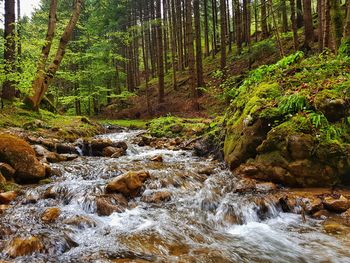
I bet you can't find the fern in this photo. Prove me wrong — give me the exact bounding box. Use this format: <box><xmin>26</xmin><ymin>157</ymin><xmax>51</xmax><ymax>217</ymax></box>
<box><xmin>278</xmin><ymin>94</ymin><xmax>308</xmax><ymax>115</ymax></box>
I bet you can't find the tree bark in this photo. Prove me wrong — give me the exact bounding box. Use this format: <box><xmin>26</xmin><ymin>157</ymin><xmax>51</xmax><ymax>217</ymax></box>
<box><xmin>261</xmin><ymin>0</ymin><xmax>269</xmax><ymax>39</ymax></box>
<box><xmin>204</xmin><ymin>0</ymin><xmax>210</xmax><ymax>56</ymax></box>
<box><xmin>2</xmin><ymin>0</ymin><xmax>17</xmax><ymax>101</ymax></box>
<box><xmin>296</xmin><ymin>0</ymin><xmax>303</xmax><ymax>28</ymax></box>
<box><xmin>25</xmin><ymin>0</ymin><xmax>82</xmax><ymax>110</ymax></box>
<box><xmin>302</xmin><ymin>0</ymin><xmax>314</xmax><ymax>50</ymax></box>
<box><xmin>281</xmin><ymin>0</ymin><xmax>289</xmax><ymax>32</ymax></box>
<box><xmin>220</xmin><ymin>0</ymin><xmax>227</xmax><ymax>69</ymax></box>
<box><xmin>185</xmin><ymin>0</ymin><xmax>199</xmax><ymax>110</ymax></box>
<box><xmin>318</xmin><ymin>0</ymin><xmax>324</xmax><ymax>51</ymax></box>
<box><xmin>323</xmin><ymin>0</ymin><xmax>331</xmax><ymax>48</ymax></box>
<box><xmin>156</xmin><ymin>0</ymin><xmax>165</xmax><ymax>103</ymax></box>
<box><xmin>290</xmin><ymin>0</ymin><xmax>299</xmax><ymax>50</ymax></box>
<box><xmin>194</xmin><ymin>0</ymin><xmax>204</xmax><ymax>87</ymax></box>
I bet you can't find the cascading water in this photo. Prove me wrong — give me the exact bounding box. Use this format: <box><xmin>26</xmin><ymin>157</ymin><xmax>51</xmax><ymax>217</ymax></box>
<box><xmin>0</xmin><ymin>130</ymin><xmax>349</xmax><ymax>263</ymax></box>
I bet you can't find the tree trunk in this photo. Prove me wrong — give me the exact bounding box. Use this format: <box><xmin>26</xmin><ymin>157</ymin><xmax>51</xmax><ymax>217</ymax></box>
<box><xmin>269</xmin><ymin>0</ymin><xmax>284</xmax><ymax>56</ymax></box>
<box><xmin>25</xmin><ymin>0</ymin><xmax>82</xmax><ymax>110</ymax></box>
<box><xmin>318</xmin><ymin>0</ymin><xmax>324</xmax><ymax>51</ymax></box>
<box><xmin>220</xmin><ymin>0</ymin><xmax>227</xmax><ymax>69</ymax></box>
<box><xmin>290</xmin><ymin>0</ymin><xmax>299</xmax><ymax>50</ymax></box>
<box><xmin>235</xmin><ymin>0</ymin><xmax>243</xmax><ymax>54</ymax></box>
<box><xmin>17</xmin><ymin>0</ymin><xmax>22</xmax><ymax>66</ymax></box>
<box><xmin>156</xmin><ymin>0</ymin><xmax>165</xmax><ymax>103</ymax></box>
<box><xmin>296</xmin><ymin>0</ymin><xmax>303</xmax><ymax>28</ymax></box>
<box><xmin>323</xmin><ymin>0</ymin><xmax>331</xmax><ymax>48</ymax></box>
<box><xmin>185</xmin><ymin>0</ymin><xmax>199</xmax><ymax>110</ymax></box>
<box><xmin>194</xmin><ymin>0</ymin><xmax>204</xmax><ymax>87</ymax></box>
<box><xmin>261</xmin><ymin>0</ymin><xmax>269</xmax><ymax>39</ymax></box>
<box><xmin>204</xmin><ymin>0</ymin><xmax>210</xmax><ymax>56</ymax></box>
<box><xmin>2</xmin><ymin>0</ymin><xmax>17</xmax><ymax>101</ymax></box>
<box><xmin>302</xmin><ymin>0</ymin><xmax>314</xmax><ymax>50</ymax></box>
<box><xmin>330</xmin><ymin>0</ymin><xmax>343</xmax><ymax>50</ymax></box>
<box><xmin>212</xmin><ymin>0</ymin><xmax>218</xmax><ymax>56</ymax></box>
<box><xmin>281</xmin><ymin>0</ymin><xmax>289</xmax><ymax>32</ymax></box>
<box><xmin>341</xmin><ymin>0</ymin><xmax>350</xmax><ymax>54</ymax></box>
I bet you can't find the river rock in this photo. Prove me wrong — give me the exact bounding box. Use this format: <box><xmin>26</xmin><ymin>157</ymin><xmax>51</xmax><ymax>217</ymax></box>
<box><xmin>106</xmin><ymin>171</ymin><xmax>151</xmax><ymax>197</ymax></box>
<box><xmin>312</xmin><ymin>209</ymin><xmax>330</xmax><ymax>219</ymax></box>
<box><xmin>0</xmin><ymin>204</ymin><xmax>11</xmax><ymax>214</ymax></box>
<box><xmin>141</xmin><ymin>191</ymin><xmax>171</xmax><ymax>203</ymax></box>
<box><xmin>41</xmin><ymin>207</ymin><xmax>61</xmax><ymax>223</ymax></box>
<box><xmin>198</xmin><ymin>166</ymin><xmax>215</xmax><ymax>176</ymax></box>
<box><xmin>95</xmin><ymin>194</ymin><xmax>128</xmax><ymax>216</ymax></box>
<box><xmin>0</xmin><ymin>134</ymin><xmax>46</xmax><ymax>183</ymax></box>
<box><xmin>323</xmin><ymin>195</ymin><xmax>350</xmax><ymax>213</ymax></box>
<box><xmin>63</xmin><ymin>215</ymin><xmax>97</xmax><ymax>229</ymax></box>
<box><xmin>0</xmin><ymin>191</ymin><xmax>17</xmax><ymax>204</ymax></box>
<box><xmin>0</xmin><ymin>163</ymin><xmax>16</xmax><ymax>179</ymax></box>
<box><xmin>4</xmin><ymin>236</ymin><xmax>44</xmax><ymax>258</ymax></box>
<box><xmin>56</xmin><ymin>143</ymin><xmax>78</xmax><ymax>154</ymax></box>
<box><xmin>103</xmin><ymin>147</ymin><xmax>125</xmax><ymax>158</ymax></box>
<box><xmin>150</xmin><ymin>155</ymin><xmax>163</xmax><ymax>162</ymax></box>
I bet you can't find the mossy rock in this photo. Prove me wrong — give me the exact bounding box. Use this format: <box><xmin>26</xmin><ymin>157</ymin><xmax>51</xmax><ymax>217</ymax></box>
<box><xmin>314</xmin><ymin>89</ymin><xmax>348</xmax><ymax>122</ymax></box>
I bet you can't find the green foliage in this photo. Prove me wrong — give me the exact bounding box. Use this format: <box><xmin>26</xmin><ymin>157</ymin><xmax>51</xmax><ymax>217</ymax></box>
<box><xmin>278</xmin><ymin>94</ymin><xmax>309</xmax><ymax>115</ymax></box>
<box><xmin>98</xmin><ymin>119</ymin><xmax>148</xmax><ymax>129</ymax></box>
<box><xmin>149</xmin><ymin>116</ymin><xmax>208</xmax><ymax>138</ymax></box>
<box><xmin>309</xmin><ymin>112</ymin><xmax>329</xmax><ymax>128</ymax></box>
<box><xmin>339</xmin><ymin>38</ymin><xmax>350</xmax><ymax>57</ymax></box>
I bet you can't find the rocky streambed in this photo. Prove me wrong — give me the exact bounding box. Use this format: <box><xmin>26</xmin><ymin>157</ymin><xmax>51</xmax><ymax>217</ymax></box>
<box><xmin>0</xmin><ymin>130</ymin><xmax>350</xmax><ymax>262</ymax></box>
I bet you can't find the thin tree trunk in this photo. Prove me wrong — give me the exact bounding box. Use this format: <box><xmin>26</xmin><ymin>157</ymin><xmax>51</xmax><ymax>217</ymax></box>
<box><xmin>261</xmin><ymin>0</ymin><xmax>269</xmax><ymax>38</ymax></box>
<box><xmin>194</xmin><ymin>0</ymin><xmax>204</xmax><ymax>87</ymax></box>
<box><xmin>296</xmin><ymin>0</ymin><xmax>303</xmax><ymax>28</ymax></box>
<box><xmin>204</xmin><ymin>0</ymin><xmax>210</xmax><ymax>56</ymax></box>
<box><xmin>2</xmin><ymin>0</ymin><xmax>17</xmax><ymax>101</ymax></box>
<box><xmin>318</xmin><ymin>0</ymin><xmax>324</xmax><ymax>51</ymax></box>
<box><xmin>25</xmin><ymin>0</ymin><xmax>82</xmax><ymax>110</ymax></box>
<box><xmin>220</xmin><ymin>0</ymin><xmax>227</xmax><ymax>69</ymax></box>
<box><xmin>212</xmin><ymin>0</ymin><xmax>218</xmax><ymax>56</ymax></box>
<box><xmin>185</xmin><ymin>0</ymin><xmax>199</xmax><ymax>110</ymax></box>
<box><xmin>269</xmin><ymin>0</ymin><xmax>285</xmax><ymax>56</ymax></box>
<box><xmin>17</xmin><ymin>0</ymin><xmax>22</xmax><ymax>66</ymax></box>
<box><xmin>290</xmin><ymin>0</ymin><xmax>299</xmax><ymax>50</ymax></box>
<box><xmin>156</xmin><ymin>0</ymin><xmax>165</xmax><ymax>103</ymax></box>
<box><xmin>235</xmin><ymin>0</ymin><xmax>243</xmax><ymax>54</ymax></box>
<box><xmin>323</xmin><ymin>0</ymin><xmax>331</xmax><ymax>48</ymax></box>
<box><xmin>169</xmin><ymin>0</ymin><xmax>178</xmax><ymax>89</ymax></box>
<box><xmin>281</xmin><ymin>0</ymin><xmax>289</xmax><ymax>32</ymax></box>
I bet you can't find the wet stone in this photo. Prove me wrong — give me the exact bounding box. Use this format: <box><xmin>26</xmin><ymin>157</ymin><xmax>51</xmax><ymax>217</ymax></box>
<box><xmin>4</xmin><ymin>236</ymin><xmax>44</xmax><ymax>258</ymax></box>
<box><xmin>41</xmin><ymin>207</ymin><xmax>61</xmax><ymax>223</ymax></box>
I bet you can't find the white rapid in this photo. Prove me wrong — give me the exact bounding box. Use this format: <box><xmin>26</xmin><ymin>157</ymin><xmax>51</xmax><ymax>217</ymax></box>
<box><xmin>0</xmin><ymin>130</ymin><xmax>349</xmax><ymax>263</ymax></box>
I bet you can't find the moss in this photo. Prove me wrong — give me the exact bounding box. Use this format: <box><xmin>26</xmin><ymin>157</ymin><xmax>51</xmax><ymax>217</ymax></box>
<box><xmin>0</xmin><ymin>182</ymin><xmax>19</xmax><ymax>192</ymax></box>
<box><xmin>148</xmin><ymin>116</ymin><xmax>209</xmax><ymax>138</ymax></box>
<box><xmin>98</xmin><ymin>119</ymin><xmax>149</xmax><ymax>129</ymax></box>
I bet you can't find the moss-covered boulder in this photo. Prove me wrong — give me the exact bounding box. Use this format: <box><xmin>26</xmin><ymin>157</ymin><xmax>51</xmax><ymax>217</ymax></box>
<box><xmin>223</xmin><ymin>53</ymin><xmax>350</xmax><ymax>187</ymax></box>
<box><xmin>0</xmin><ymin>134</ymin><xmax>46</xmax><ymax>183</ymax></box>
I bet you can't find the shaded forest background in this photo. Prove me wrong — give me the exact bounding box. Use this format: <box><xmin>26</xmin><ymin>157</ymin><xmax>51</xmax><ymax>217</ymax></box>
<box><xmin>0</xmin><ymin>0</ymin><xmax>350</xmax><ymax>118</ymax></box>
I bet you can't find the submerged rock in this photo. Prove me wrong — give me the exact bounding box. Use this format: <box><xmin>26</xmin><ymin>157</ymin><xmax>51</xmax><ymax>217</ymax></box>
<box><xmin>106</xmin><ymin>171</ymin><xmax>151</xmax><ymax>198</ymax></box>
<box><xmin>63</xmin><ymin>215</ymin><xmax>97</xmax><ymax>229</ymax></box>
<box><xmin>41</xmin><ymin>207</ymin><xmax>61</xmax><ymax>223</ymax></box>
<box><xmin>4</xmin><ymin>236</ymin><xmax>44</xmax><ymax>258</ymax></box>
<box><xmin>0</xmin><ymin>134</ymin><xmax>46</xmax><ymax>183</ymax></box>
<box><xmin>141</xmin><ymin>191</ymin><xmax>171</xmax><ymax>203</ymax></box>
<box><xmin>150</xmin><ymin>155</ymin><xmax>163</xmax><ymax>162</ymax></box>
<box><xmin>95</xmin><ymin>194</ymin><xmax>128</xmax><ymax>216</ymax></box>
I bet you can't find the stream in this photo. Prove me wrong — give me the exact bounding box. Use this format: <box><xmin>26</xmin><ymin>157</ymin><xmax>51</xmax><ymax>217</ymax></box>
<box><xmin>0</xmin><ymin>130</ymin><xmax>350</xmax><ymax>262</ymax></box>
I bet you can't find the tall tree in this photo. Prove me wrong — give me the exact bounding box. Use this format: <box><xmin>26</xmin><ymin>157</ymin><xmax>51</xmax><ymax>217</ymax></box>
<box><xmin>25</xmin><ymin>0</ymin><xmax>83</xmax><ymax>110</ymax></box>
<box><xmin>302</xmin><ymin>0</ymin><xmax>314</xmax><ymax>50</ymax></box>
<box><xmin>341</xmin><ymin>0</ymin><xmax>350</xmax><ymax>54</ymax></box>
<box><xmin>261</xmin><ymin>0</ymin><xmax>269</xmax><ymax>39</ymax></box>
<box><xmin>2</xmin><ymin>0</ymin><xmax>16</xmax><ymax>101</ymax></box>
<box><xmin>290</xmin><ymin>0</ymin><xmax>299</xmax><ymax>50</ymax></box>
<box><xmin>194</xmin><ymin>0</ymin><xmax>204</xmax><ymax>87</ymax></box>
<box><xmin>203</xmin><ymin>0</ymin><xmax>210</xmax><ymax>56</ymax></box>
<box><xmin>156</xmin><ymin>0</ymin><xmax>165</xmax><ymax>103</ymax></box>
<box><xmin>220</xmin><ymin>0</ymin><xmax>227</xmax><ymax>69</ymax></box>
<box><xmin>185</xmin><ymin>0</ymin><xmax>199</xmax><ymax>110</ymax></box>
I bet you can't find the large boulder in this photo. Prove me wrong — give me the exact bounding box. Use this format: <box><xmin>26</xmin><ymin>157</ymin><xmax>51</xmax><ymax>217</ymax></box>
<box><xmin>106</xmin><ymin>171</ymin><xmax>150</xmax><ymax>198</ymax></box>
<box><xmin>0</xmin><ymin>134</ymin><xmax>46</xmax><ymax>183</ymax></box>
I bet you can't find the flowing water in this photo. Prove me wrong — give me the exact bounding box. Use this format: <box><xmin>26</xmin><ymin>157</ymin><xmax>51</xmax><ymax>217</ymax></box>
<box><xmin>1</xmin><ymin>131</ymin><xmax>350</xmax><ymax>263</ymax></box>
